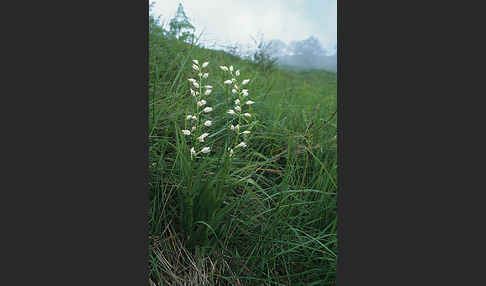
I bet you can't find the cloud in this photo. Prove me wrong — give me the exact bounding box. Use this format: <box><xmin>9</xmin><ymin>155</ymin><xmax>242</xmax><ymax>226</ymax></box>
<box><xmin>151</xmin><ymin>0</ymin><xmax>336</xmax><ymax>53</ymax></box>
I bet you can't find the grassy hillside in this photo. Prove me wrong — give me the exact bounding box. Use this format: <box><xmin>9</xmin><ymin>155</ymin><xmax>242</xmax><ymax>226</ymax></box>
<box><xmin>149</xmin><ymin>21</ymin><xmax>337</xmax><ymax>285</ymax></box>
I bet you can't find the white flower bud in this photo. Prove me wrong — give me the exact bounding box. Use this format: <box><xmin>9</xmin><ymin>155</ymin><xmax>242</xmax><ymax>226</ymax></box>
<box><xmin>244</xmin><ymin>113</ymin><xmax>251</xmax><ymax>117</ymax></box>
<box><xmin>242</xmin><ymin>130</ymin><xmax>251</xmax><ymax>134</ymax></box>
<box><xmin>242</xmin><ymin>79</ymin><xmax>250</xmax><ymax>85</ymax></box>
<box><xmin>201</xmin><ymin>147</ymin><xmax>211</xmax><ymax>153</ymax></box>
<box><xmin>229</xmin><ymin>148</ymin><xmax>234</xmax><ymax>157</ymax></box>
<box><xmin>235</xmin><ymin>70</ymin><xmax>240</xmax><ymax>76</ymax></box>
<box><xmin>246</xmin><ymin>100</ymin><xmax>255</xmax><ymax>105</ymax></box>
<box><xmin>190</xmin><ymin>89</ymin><xmax>195</xmax><ymax>96</ymax></box>
<box><xmin>229</xmin><ymin>66</ymin><xmax>234</xmax><ymax>72</ymax></box>
<box><xmin>186</xmin><ymin>115</ymin><xmax>192</xmax><ymax>120</ymax></box>
<box><xmin>230</xmin><ymin>124</ymin><xmax>235</xmax><ymax>130</ymax></box>
<box><xmin>202</xmin><ymin>62</ymin><xmax>209</xmax><ymax>68</ymax></box>
<box><xmin>236</xmin><ymin>142</ymin><xmax>247</xmax><ymax>148</ymax></box>
<box><xmin>197</xmin><ymin>100</ymin><xmax>207</xmax><ymax>107</ymax></box>
<box><xmin>198</xmin><ymin>133</ymin><xmax>209</xmax><ymax>142</ymax></box>
<box><xmin>235</xmin><ymin>124</ymin><xmax>240</xmax><ymax>131</ymax></box>
<box><xmin>220</xmin><ymin>66</ymin><xmax>229</xmax><ymax>71</ymax></box>
<box><xmin>190</xmin><ymin>147</ymin><xmax>196</xmax><ymax>155</ymax></box>
<box><xmin>203</xmin><ymin>107</ymin><xmax>213</xmax><ymax>113</ymax></box>
<box><xmin>227</xmin><ymin>109</ymin><xmax>235</xmax><ymax>115</ymax></box>
<box><xmin>224</xmin><ymin>80</ymin><xmax>232</xmax><ymax>85</ymax></box>
<box><xmin>182</xmin><ymin>130</ymin><xmax>191</xmax><ymax>135</ymax></box>
<box><xmin>205</xmin><ymin>85</ymin><xmax>213</xmax><ymax>89</ymax></box>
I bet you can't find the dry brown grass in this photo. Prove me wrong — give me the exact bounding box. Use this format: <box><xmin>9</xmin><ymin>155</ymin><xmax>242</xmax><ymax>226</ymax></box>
<box><xmin>149</xmin><ymin>223</ymin><xmax>238</xmax><ymax>286</ymax></box>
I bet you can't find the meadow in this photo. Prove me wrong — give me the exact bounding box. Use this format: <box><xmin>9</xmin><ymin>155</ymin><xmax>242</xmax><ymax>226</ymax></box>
<box><xmin>149</xmin><ymin>20</ymin><xmax>338</xmax><ymax>285</ymax></box>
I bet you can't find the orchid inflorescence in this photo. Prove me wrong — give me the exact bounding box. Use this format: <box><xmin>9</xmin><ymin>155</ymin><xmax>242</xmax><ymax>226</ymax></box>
<box><xmin>220</xmin><ymin>65</ymin><xmax>254</xmax><ymax>157</ymax></box>
<box><xmin>183</xmin><ymin>59</ymin><xmax>213</xmax><ymax>159</ymax></box>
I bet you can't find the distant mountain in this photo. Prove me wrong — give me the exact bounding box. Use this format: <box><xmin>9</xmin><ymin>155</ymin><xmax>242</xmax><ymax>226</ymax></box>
<box><xmin>267</xmin><ymin>37</ymin><xmax>337</xmax><ymax>72</ymax></box>
<box><xmin>278</xmin><ymin>53</ymin><xmax>336</xmax><ymax>72</ymax></box>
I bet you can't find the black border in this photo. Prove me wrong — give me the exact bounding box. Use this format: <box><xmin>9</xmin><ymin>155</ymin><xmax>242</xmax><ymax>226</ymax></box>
<box><xmin>6</xmin><ymin>0</ymin><xmax>478</xmax><ymax>285</ymax></box>
<box><xmin>4</xmin><ymin>1</ymin><xmax>149</xmax><ymax>285</ymax></box>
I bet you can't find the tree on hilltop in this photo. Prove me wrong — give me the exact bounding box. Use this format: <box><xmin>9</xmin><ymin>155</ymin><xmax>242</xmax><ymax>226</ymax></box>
<box><xmin>168</xmin><ymin>3</ymin><xmax>195</xmax><ymax>43</ymax></box>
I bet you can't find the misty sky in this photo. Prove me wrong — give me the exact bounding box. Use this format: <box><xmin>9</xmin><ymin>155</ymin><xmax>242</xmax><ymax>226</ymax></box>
<box><xmin>150</xmin><ymin>0</ymin><xmax>337</xmax><ymax>55</ymax></box>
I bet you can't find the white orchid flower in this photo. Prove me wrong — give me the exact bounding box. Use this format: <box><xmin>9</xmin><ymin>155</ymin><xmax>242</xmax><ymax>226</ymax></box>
<box><xmin>201</xmin><ymin>147</ymin><xmax>211</xmax><ymax>153</ymax></box>
<box><xmin>236</xmin><ymin>142</ymin><xmax>247</xmax><ymax>148</ymax></box>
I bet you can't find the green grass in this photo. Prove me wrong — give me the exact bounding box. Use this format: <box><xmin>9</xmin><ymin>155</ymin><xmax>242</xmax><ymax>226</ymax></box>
<box><xmin>149</xmin><ymin>22</ymin><xmax>337</xmax><ymax>285</ymax></box>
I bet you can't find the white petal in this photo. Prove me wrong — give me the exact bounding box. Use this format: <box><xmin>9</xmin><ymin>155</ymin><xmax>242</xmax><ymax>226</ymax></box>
<box><xmin>201</xmin><ymin>147</ymin><xmax>211</xmax><ymax>153</ymax></box>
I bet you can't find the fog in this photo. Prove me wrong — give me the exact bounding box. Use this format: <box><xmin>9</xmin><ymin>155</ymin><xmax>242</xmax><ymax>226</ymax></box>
<box><xmin>150</xmin><ymin>0</ymin><xmax>337</xmax><ymax>71</ymax></box>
